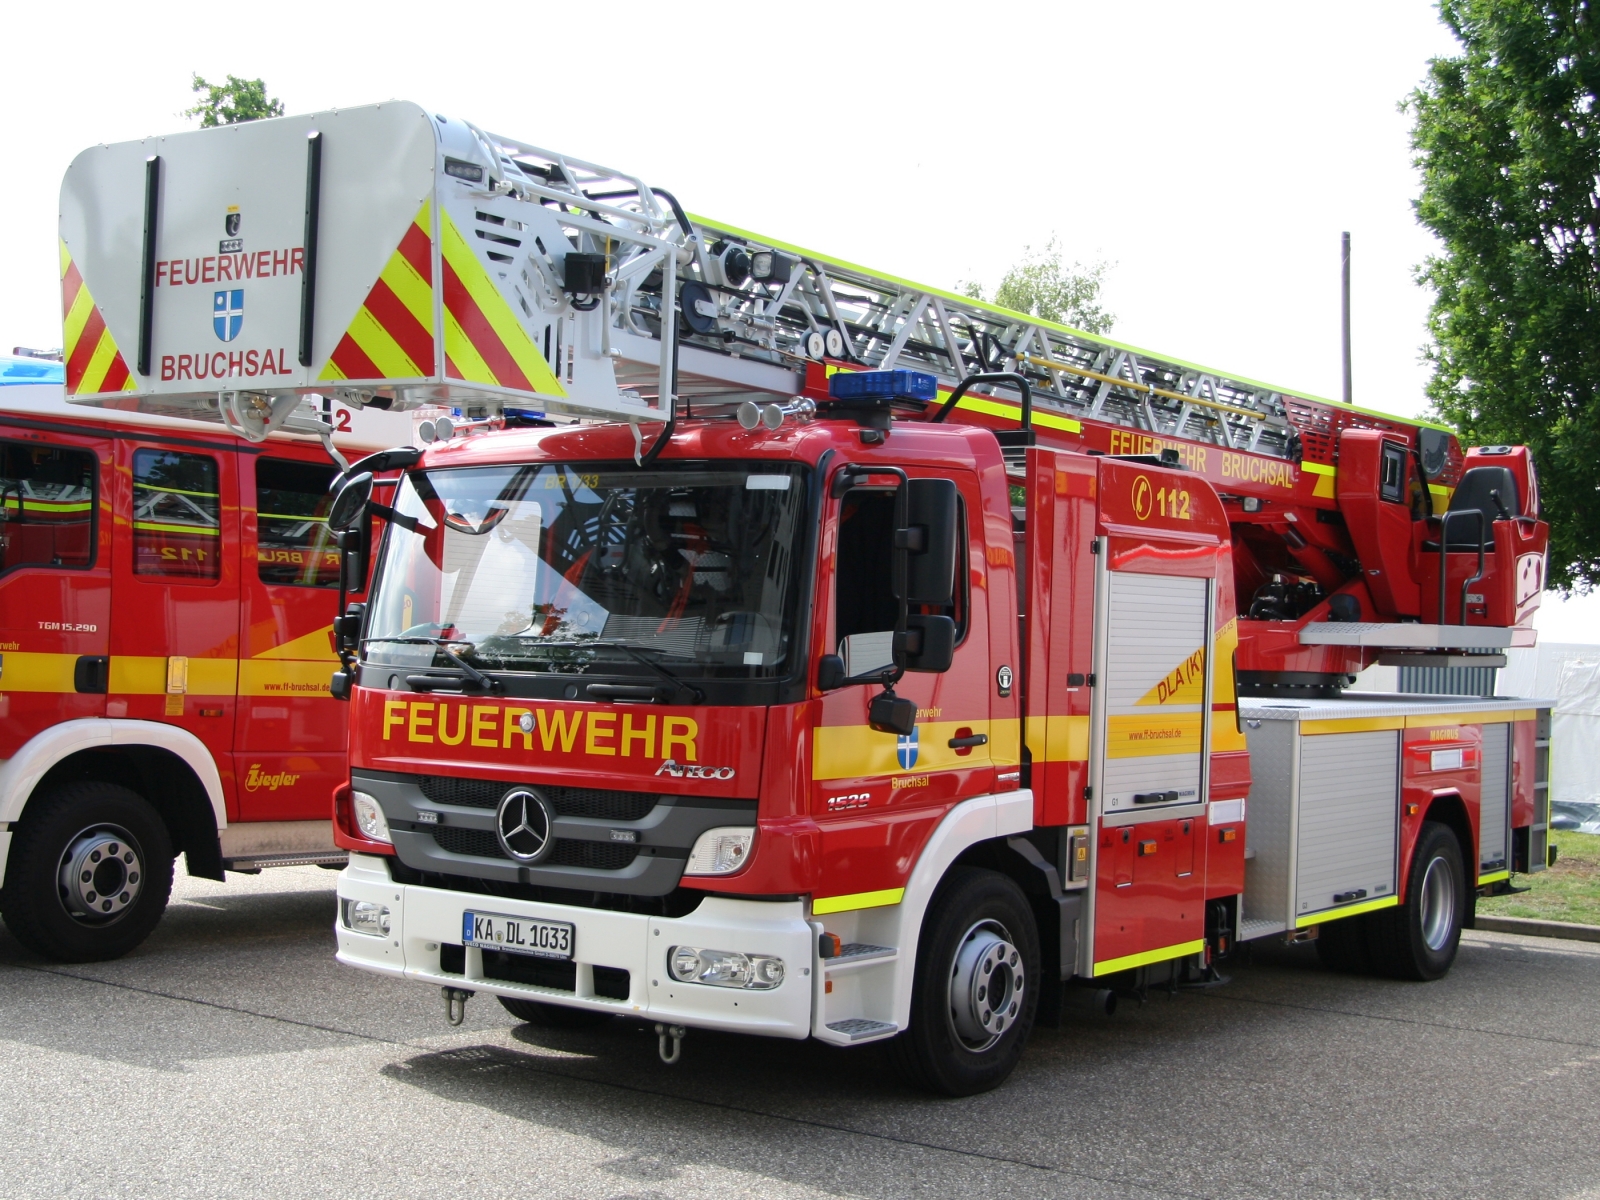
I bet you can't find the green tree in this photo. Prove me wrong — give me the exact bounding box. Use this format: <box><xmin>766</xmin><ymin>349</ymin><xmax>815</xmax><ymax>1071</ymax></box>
<box><xmin>183</xmin><ymin>74</ymin><xmax>284</xmax><ymax>127</ymax></box>
<box><xmin>959</xmin><ymin>238</ymin><xmax>1115</xmax><ymax>335</ymax></box>
<box><xmin>1408</xmin><ymin>0</ymin><xmax>1600</xmax><ymax>589</ymax></box>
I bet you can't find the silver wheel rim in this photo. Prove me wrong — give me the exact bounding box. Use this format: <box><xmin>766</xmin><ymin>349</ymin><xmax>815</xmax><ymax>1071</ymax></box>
<box><xmin>947</xmin><ymin>919</ymin><xmax>1025</xmax><ymax>1052</ymax></box>
<box><xmin>57</xmin><ymin>825</ymin><xmax>144</xmax><ymax>925</ymax></box>
<box><xmin>1419</xmin><ymin>854</ymin><xmax>1456</xmax><ymax>952</ymax></box>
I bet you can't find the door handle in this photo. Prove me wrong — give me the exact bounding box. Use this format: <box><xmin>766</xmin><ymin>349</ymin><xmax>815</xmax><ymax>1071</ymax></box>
<box><xmin>1332</xmin><ymin>889</ymin><xmax>1368</xmax><ymax>904</ymax></box>
<box><xmin>1132</xmin><ymin>790</ymin><xmax>1179</xmax><ymax>805</ymax></box>
<box><xmin>74</xmin><ymin>655</ymin><xmax>109</xmax><ymax>695</ymax></box>
<box><xmin>947</xmin><ymin>733</ymin><xmax>988</xmax><ymax>748</ymax></box>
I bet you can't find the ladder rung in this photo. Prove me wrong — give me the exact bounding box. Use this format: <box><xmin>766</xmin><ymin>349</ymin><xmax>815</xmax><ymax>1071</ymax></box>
<box><xmin>1019</xmin><ymin>354</ymin><xmax>1265</xmax><ymax>421</ymax></box>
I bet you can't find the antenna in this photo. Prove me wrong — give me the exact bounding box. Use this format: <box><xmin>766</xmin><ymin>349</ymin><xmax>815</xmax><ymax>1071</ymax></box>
<box><xmin>1341</xmin><ymin>231</ymin><xmax>1352</xmax><ymax>404</ymax></box>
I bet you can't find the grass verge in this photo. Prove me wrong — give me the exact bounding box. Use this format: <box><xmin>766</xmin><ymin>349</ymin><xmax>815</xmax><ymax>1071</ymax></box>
<box><xmin>1477</xmin><ymin>830</ymin><xmax>1600</xmax><ymax>926</ymax></box>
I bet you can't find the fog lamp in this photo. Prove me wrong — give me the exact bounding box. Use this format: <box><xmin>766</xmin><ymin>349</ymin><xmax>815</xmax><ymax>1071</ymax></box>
<box><xmin>667</xmin><ymin>946</ymin><xmax>785</xmax><ymax>990</ymax></box>
<box><xmin>343</xmin><ymin>899</ymin><xmax>391</xmax><ymax>936</ymax></box>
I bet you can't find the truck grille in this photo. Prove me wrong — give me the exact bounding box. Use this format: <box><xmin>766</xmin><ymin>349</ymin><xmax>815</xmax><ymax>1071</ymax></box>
<box><xmin>430</xmin><ymin>825</ymin><xmax>639</xmax><ymax>871</ymax></box>
<box><xmin>417</xmin><ymin>776</ymin><xmax>658</xmax><ymax>822</ymax></box>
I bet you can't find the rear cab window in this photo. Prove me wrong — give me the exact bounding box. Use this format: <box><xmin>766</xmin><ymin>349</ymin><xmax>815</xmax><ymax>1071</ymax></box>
<box><xmin>255</xmin><ymin>456</ymin><xmax>339</xmax><ymax>587</ymax></box>
<box><xmin>0</xmin><ymin>440</ymin><xmax>97</xmax><ymax>574</ymax></box>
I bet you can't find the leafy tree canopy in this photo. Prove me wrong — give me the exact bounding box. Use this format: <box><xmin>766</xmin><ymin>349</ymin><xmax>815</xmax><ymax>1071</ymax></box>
<box><xmin>183</xmin><ymin>74</ymin><xmax>284</xmax><ymax>127</ymax></box>
<box><xmin>1408</xmin><ymin>0</ymin><xmax>1600</xmax><ymax>589</ymax></box>
<box><xmin>960</xmin><ymin>238</ymin><xmax>1115</xmax><ymax>335</ymax></box>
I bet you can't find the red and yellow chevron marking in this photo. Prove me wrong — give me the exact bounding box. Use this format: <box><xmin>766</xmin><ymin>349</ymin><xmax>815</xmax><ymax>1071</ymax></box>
<box><xmin>60</xmin><ymin>241</ymin><xmax>137</xmax><ymax>396</ymax></box>
<box><xmin>319</xmin><ymin>204</ymin><xmax>436</xmax><ymax>382</ymax></box>
<box><xmin>439</xmin><ymin>210</ymin><xmax>565</xmax><ymax>396</ymax></box>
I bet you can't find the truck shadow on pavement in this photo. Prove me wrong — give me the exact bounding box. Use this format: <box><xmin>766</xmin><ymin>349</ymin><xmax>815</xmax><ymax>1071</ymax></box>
<box><xmin>375</xmin><ymin>934</ymin><xmax>1600</xmax><ymax>1200</ymax></box>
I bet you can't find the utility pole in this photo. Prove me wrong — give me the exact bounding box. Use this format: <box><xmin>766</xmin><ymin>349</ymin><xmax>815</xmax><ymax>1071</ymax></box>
<box><xmin>1341</xmin><ymin>231</ymin><xmax>1352</xmax><ymax>404</ymax></box>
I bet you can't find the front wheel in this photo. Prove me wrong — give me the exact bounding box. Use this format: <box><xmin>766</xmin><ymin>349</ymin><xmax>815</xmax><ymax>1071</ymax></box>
<box><xmin>1</xmin><ymin>782</ymin><xmax>175</xmax><ymax>962</ymax></box>
<box><xmin>887</xmin><ymin>867</ymin><xmax>1040</xmax><ymax>1097</ymax></box>
<box><xmin>1366</xmin><ymin>821</ymin><xmax>1466</xmax><ymax>981</ymax></box>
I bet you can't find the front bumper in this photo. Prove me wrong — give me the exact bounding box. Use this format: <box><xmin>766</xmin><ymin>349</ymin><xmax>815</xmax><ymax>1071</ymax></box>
<box><xmin>335</xmin><ymin>853</ymin><xmax>815</xmax><ymax>1038</ymax></box>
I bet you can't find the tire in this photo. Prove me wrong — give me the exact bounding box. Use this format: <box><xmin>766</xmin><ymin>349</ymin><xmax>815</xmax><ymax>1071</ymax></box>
<box><xmin>1315</xmin><ymin>913</ymin><xmax>1371</xmax><ymax>973</ymax></box>
<box><xmin>1366</xmin><ymin>821</ymin><xmax>1466</xmax><ymax>981</ymax></box>
<box><xmin>1</xmin><ymin>782</ymin><xmax>175</xmax><ymax>963</ymax></box>
<box><xmin>887</xmin><ymin>867</ymin><xmax>1040</xmax><ymax>1097</ymax></box>
<box><xmin>497</xmin><ymin>995</ymin><xmax>614</xmax><ymax>1028</ymax></box>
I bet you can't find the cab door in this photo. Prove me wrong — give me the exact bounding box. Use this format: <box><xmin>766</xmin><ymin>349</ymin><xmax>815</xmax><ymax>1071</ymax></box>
<box><xmin>0</xmin><ymin>424</ymin><xmax>111</xmax><ymax>754</ymax></box>
<box><xmin>234</xmin><ymin>451</ymin><xmax>348</xmax><ymax>821</ymax></box>
<box><xmin>809</xmin><ymin>463</ymin><xmax>1004</xmax><ymax>908</ymax></box>
<box><xmin>108</xmin><ymin>439</ymin><xmax>240</xmax><ymax>812</ymax></box>
<box><xmin>1088</xmin><ymin>566</ymin><xmax>1212</xmax><ymax>974</ymax></box>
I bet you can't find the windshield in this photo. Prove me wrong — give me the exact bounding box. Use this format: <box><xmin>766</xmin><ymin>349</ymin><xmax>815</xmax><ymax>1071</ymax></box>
<box><xmin>365</xmin><ymin>462</ymin><xmax>810</xmax><ymax>680</ymax></box>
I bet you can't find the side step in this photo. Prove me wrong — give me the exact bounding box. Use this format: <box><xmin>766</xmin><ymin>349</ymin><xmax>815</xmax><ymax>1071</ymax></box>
<box><xmin>224</xmin><ymin>851</ymin><xmax>348</xmax><ymax>872</ymax></box>
<box><xmin>825</xmin><ymin>1018</ymin><xmax>898</xmax><ymax>1042</ymax></box>
<box><xmin>1239</xmin><ymin>917</ymin><xmax>1287</xmax><ymax>941</ymax></box>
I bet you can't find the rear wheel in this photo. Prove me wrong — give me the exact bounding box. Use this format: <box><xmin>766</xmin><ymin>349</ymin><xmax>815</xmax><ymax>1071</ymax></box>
<box><xmin>887</xmin><ymin>867</ymin><xmax>1039</xmax><ymax>1097</ymax></box>
<box><xmin>497</xmin><ymin>995</ymin><xmax>614</xmax><ymax>1028</ymax></box>
<box><xmin>1366</xmin><ymin>821</ymin><xmax>1465</xmax><ymax>981</ymax></box>
<box><xmin>1</xmin><ymin>782</ymin><xmax>175</xmax><ymax>962</ymax></box>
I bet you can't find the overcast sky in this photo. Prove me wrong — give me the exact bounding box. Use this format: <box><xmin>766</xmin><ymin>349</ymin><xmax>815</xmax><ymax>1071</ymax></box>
<box><xmin>6</xmin><ymin>0</ymin><xmax>1595</xmax><ymax>634</ymax></box>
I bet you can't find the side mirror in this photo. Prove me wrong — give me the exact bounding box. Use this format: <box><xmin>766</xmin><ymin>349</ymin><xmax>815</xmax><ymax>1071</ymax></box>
<box><xmin>328</xmin><ymin>471</ymin><xmax>374</xmax><ymax>534</ymax></box>
<box><xmin>900</xmin><ymin>614</ymin><xmax>955</xmax><ymax>673</ymax></box>
<box><xmin>902</xmin><ymin>478</ymin><xmax>958</xmax><ymax>606</ymax></box>
<box><xmin>868</xmin><ymin>689</ymin><xmax>918</xmax><ymax>737</ymax></box>
<box><xmin>816</xmin><ymin>654</ymin><xmax>848</xmax><ymax>692</ymax></box>
<box><xmin>334</xmin><ymin>602</ymin><xmax>367</xmax><ymax>652</ymax></box>
<box><xmin>329</xmin><ymin>669</ymin><xmax>353</xmax><ymax>701</ymax></box>
<box><xmin>339</xmin><ymin>529</ymin><xmax>369</xmax><ymax>595</ymax></box>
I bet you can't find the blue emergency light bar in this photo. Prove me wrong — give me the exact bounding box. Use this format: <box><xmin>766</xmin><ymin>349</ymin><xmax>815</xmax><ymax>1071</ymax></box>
<box><xmin>0</xmin><ymin>355</ymin><xmax>64</xmax><ymax>386</ymax></box>
<box><xmin>827</xmin><ymin>370</ymin><xmax>937</xmax><ymax>403</ymax></box>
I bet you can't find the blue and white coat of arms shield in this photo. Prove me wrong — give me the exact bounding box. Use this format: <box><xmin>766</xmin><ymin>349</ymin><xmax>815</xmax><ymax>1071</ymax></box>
<box><xmin>213</xmin><ymin>290</ymin><xmax>244</xmax><ymax>342</ymax></box>
<box><xmin>897</xmin><ymin>726</ymin><xmax>920</xmax><ymax>770</ymax></box>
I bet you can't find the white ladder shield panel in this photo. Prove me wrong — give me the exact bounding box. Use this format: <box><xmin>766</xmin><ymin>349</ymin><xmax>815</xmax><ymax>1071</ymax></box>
<box><xmin>1100</xmin><ymin>572</ymin><xmax>1209</xmax><ymax>814</ymax></box>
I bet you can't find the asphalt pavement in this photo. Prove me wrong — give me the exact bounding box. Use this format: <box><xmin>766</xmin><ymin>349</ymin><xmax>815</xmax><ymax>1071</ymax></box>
<box><xmin>2</xmin><ymin>866</ymin><xmax>1598</xmax><ymax>1200</ymax></box>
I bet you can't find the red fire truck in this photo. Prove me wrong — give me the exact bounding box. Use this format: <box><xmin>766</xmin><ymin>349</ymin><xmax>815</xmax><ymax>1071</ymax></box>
<box><xmin>0</xmin><ymin>372</ymin><xmax>410</xmax><ymax>961</ymax></box>
<box><xmin>59</xmin><ymin>104</ymin><xmax>1553</xmax><ymax>1094</ymax></box>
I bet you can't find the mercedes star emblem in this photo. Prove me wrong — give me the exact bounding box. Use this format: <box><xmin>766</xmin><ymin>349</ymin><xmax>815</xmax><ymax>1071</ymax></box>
<box><xmin>495</xmin><ymin>787</ymin><xmax>554</xmax><ymax>863</ymax></box>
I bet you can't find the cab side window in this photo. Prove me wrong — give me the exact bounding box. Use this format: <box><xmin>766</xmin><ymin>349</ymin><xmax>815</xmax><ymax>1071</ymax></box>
<box><xmin>0</xmin><ymin>440</ymin><xmax>96</xmax><ymax>574</ymax></box>
<box><xmin>833</xmin><ymin>486</ymin><xmax>969</xmax><ymax>675</ymax></box>
<box><xmin>835</xmin><ymin>489</ymin><xmax>898</xmax><ymax>644</ymax></box>
<box><xmin>133</xmin><ymin>449</ymin><xmax>220</xmax><ymax>580</ymax></box>
<box><xmin>256</xmin><ymin>457</ymin><xmax>339</xmax><ymax>587</ymax></box>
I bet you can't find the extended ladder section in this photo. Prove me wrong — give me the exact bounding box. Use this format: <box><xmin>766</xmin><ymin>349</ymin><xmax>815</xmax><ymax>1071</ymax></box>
<box><xmin>62</xmin><ymin>100</ymin><xmax>1439</xmax><ymax>477</ymax></box>
<box><xmin>59</xmin><ymin>101</ymin><xmax>1546</xmax><ymax>670</ymax></box>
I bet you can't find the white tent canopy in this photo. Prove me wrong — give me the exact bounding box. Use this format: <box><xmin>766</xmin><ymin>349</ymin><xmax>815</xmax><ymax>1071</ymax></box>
<box><xmin>1499</xmin><ymin>642</ymin><xmax>1600</xmax><ymax>828</ymax></box>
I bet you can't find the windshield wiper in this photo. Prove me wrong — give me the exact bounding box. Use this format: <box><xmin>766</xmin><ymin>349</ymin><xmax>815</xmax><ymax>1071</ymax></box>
<box><xmin>538</xmin><ymin>639</ymin><xmax>705</xmax><ymax>703</ymax></box>
<box><xmin>365</xmin><ymin>636</ymin><xmax>502</xmax><ymax>693</ymax></box>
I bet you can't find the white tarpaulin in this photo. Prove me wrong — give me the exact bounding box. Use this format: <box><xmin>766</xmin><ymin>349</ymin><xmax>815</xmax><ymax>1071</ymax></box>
<box><xmin>1499</xmin><ymin>642</ymin><xmax>1600</xmax><ymax>828</ymax></box>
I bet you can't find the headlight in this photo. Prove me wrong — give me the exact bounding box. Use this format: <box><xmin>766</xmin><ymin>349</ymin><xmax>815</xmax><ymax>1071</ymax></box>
<box><xmin>352</xmin><ymin>791</ymin><xmax>391</xmax><ymax>844</ymax></box>
<box><xmin>667</xmin><ymin>946</ymin><xmax>784</xmax><ymax>990</ymax></box>
<box><xmin>342</xmin><ymin>899</ymin><xmax>391</xmax><ymax>936</ymax></box>
<box><xmin>683</xmin><ymin>827</ymin><xmax>753</xmax><ymax>875</ymax></box>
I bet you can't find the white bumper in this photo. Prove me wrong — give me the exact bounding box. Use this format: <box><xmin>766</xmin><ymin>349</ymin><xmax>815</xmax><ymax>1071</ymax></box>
<box><xmin>335</xmin><ymin>853</ymin><xmax>816</xmax><ymax>1039</ymax></box>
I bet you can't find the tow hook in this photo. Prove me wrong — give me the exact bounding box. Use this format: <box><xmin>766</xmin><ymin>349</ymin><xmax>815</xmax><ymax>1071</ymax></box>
<box><xmin>442</xmin><ymin>986</ymin><xmax>475</xmax><ymax>1026</ymax></box>
<box><xmin>654</xmin><ymin>1023</ymin><xmax>686</xmax><ymax>1064</ymax></box>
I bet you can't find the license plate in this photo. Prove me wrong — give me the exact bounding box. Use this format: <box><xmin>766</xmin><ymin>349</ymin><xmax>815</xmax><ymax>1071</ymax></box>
<box><xmin>462</xmin><ymin>910</ymin><xmax>574</xmax><ymax>960</ymax></box>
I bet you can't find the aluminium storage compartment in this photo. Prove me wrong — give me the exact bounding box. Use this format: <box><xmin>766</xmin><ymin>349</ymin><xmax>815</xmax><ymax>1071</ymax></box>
<box><xmin>1236</xmin><ymin>693</ymin><xmax>1549</xmax><ymax>940</ymax></box>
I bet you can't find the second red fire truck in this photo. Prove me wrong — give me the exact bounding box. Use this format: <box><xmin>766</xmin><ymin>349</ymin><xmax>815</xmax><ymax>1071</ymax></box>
<box><xmin>0</xmin><ymin>364</ymin><xmax>409</xmax><ymax>960</ymax></box>
<box><xmin>57</xmin><ymin>103</ymin><xmax>1554</xmax><ymax>1094</ymax></box>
